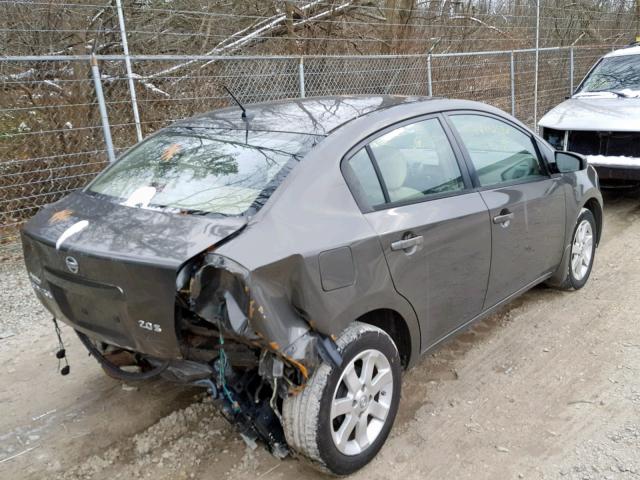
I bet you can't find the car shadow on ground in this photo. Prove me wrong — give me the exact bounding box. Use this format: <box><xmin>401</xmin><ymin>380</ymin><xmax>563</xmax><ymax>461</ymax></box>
<box><xmin>395</xmin><ymin>288</ymin><xmax>552</xmax><ymax>429</ymax></box>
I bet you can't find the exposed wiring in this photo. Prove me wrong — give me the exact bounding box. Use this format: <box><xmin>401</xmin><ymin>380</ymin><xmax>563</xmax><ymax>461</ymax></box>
<box><xmin>52</xmin><ymin>317</ymin><xmax>70</xmax><ymax>375</ymax></box>
<box><xmin>216</xmin><ymin>303</ymin><xmax>241</xmax><ymax>414</ymax></box>
<box><xmin>270</xmin><ymin>377</ymin><xmax>283</xmax><ymax>424</ymax></box>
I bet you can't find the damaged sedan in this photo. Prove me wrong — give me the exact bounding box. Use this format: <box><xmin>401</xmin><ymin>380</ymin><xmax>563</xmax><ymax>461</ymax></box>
<box><xmin>539</xmin><ymin>42</ymin><xmax>640</xmax><ymax>187</ymax></box>
<box><xmin>22</xmin><ymin>95</ymin><xmax>603</xmax><ymax>474</ymax></box>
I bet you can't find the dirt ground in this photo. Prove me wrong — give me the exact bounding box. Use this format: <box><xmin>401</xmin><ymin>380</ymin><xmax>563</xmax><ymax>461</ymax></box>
<box><xmin>1</xmin><ymin>191</ymin><xmax>639</xmax><ymax>480</ymax></box>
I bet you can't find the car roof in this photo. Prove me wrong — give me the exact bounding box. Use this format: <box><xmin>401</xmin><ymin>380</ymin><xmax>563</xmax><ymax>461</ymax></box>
<box><xmin>604</xmin><ymin>44</ymin><xmax>640</xmax><ymax>58</ymax></box>
<box><xmin>171</xmin><ymin>95</ymin><xmax>432</xmax><ymax>136</ymax></box>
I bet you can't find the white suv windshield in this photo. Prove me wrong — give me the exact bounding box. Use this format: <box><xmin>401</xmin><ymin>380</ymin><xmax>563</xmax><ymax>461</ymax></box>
<box><xmin>579</xmin><ymin>54</ymin><xmax>640</xmax><ymax>93</ymax></box>
<box><xmin>87</xmin><ymin>128</ymin><xmax>321</xmax><ymax>216</ymax></box>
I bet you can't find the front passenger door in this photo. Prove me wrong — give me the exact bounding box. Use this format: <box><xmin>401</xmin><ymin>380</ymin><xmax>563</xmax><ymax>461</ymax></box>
<box><xmin>447</xmin><ymin>113</ymin><xmax>566</xmax><ymax>308</ymax></box>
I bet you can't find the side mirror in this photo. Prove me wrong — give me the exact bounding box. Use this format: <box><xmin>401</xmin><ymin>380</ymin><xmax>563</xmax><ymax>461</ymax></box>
<box><xmin>552</xmin><ymin>151</ymin><xmax>586</xmax><ymax>173</ymax></box>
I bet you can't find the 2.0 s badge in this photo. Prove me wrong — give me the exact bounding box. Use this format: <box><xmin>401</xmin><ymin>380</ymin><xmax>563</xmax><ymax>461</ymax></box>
<box><xmin>138</xmin><ymin>320</ymin><xmax>162</xmax><ymax>333</ymax></box>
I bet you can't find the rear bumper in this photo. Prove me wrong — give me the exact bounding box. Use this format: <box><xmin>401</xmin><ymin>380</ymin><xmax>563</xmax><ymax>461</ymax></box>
<box><xmin>587</xmin><ymin>156</ymin><xmax>640</xmax><ymax>184</ymax></box>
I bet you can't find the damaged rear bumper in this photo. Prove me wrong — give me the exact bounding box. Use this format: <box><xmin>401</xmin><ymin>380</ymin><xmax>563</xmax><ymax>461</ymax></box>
<box><xmin>180</xmin><ymin>251</ymin><xmax>341</xmax><ymax>383</ymax></box>
<box><xmin>23</xmin><ymin>227</ymin><xmax>335</xmax><ymax>383</ymax></box>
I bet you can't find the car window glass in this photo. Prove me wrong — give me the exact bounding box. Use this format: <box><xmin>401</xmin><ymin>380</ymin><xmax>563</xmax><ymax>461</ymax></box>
<box><xmin>579</xmin><ymin>55</ymin><xmax>640</xmax><ymax>92</ymax></box>
<box><xmin>344</xmin><ymin>149</ymin><xmax>386</xmax><ymax>208</ymax></box>
<box><xmin>449</xmin><ymin>114</ymin><xmax>545</xmax><ymax>187</ymax></box>
<box><xmin>87</xmin><ymin>129</ymin><xmax>320</xmax><ymax>216</ymax></box>
<box><xmin>368</xmin><ymin>118</ymin><xmax>464</xmax><ymax>203</ymax></box>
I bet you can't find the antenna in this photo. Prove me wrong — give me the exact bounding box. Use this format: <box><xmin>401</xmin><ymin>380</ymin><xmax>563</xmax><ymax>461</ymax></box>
<box><xmin>223</xmin><ymin>85</ymin><xmax>247</xmax><ymax>119</ymax></box>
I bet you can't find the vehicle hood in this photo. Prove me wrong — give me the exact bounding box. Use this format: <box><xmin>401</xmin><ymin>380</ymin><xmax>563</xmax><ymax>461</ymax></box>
<box><xmin>538</xmin><ymin>97</ymin><xmax>640</xmax><ymax>132</ymax></box>
<box><xmin>21</xmin><ymin>191</ymin><xmax>246</xmax><ymax>358</ymax></box>
<box><xmin>22</xmin><ymin>191</ymin><xmax>247</xmax><ymax>268</ymax></box>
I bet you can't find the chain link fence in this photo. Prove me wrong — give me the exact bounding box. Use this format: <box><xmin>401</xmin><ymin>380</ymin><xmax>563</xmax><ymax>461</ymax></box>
<box><xmin>0</xmin><ymin>44</ymin><xmax>616</xmax><ymax>257</ymax></box>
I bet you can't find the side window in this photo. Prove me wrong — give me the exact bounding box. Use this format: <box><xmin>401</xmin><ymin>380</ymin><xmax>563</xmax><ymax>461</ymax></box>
<box><xmin>343</xmin><ymin>149</ymin><xmax>386</xmax><ymax>208</ymax></box>
<box><xmin>449</xmin><ymin>114</ymin><xmax>546</xmax><ymax>187</ymax></box>
<box><xmin>369</xmin><ymin>118</ymin><xmax>465</xmax><ymax>203</ymax></box>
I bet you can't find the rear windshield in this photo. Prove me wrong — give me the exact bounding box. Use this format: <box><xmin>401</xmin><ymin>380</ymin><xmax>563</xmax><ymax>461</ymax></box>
<box><xmin>579</xmin><ymin>54</ymin><xmax>640</xmax><ymax>93</ymax></box>
<box><xmin>86</xmin><ymin>128</ymin><xmax>321</xmax><ymax>216</ymax></box>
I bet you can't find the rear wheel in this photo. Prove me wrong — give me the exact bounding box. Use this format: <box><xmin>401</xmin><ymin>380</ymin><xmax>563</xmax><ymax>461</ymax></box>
<box><xmin>282</xmin><ymin>322</ymin><xmax>401</xmax><ymax>475</ymax></box>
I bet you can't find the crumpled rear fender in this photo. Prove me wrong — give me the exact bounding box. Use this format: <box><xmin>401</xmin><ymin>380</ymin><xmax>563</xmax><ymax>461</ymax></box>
<box><xmin>186</xmin><ymin>253</ymin><xmax>322</xmax><ymax>377</ymax></box>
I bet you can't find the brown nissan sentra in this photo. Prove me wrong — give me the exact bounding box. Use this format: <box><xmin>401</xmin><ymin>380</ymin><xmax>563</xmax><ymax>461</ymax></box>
<box><xmin>22</xmin><ymin>96</ymin><xmax>603</xmax><ymax>474</ymax></box>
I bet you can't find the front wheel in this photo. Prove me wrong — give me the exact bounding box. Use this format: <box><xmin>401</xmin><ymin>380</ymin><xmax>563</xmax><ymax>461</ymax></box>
<box><xmin>282</xmin><ymin>322</ymin><xmax>401</xmax><ymax>475</ymax></box>
<box><xmin>565</xmin><ymin>208</ymin><xmax>597</xmax><ymax>290</ymax></box>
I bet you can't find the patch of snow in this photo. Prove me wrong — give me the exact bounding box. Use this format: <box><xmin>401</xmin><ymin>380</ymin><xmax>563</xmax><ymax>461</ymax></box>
<box><xmin>55</xmin><ymin>220</ymin><xmax>89</xmax><ymax>251</ymax></box>
<box><xmin>605</xmin><ymin>45</ymin><xmax>640</xmax><ymax>58</ymax></box>
<box><xmin>42</xmin><ymin>80</ymin><xmax>62</xmax><ymax>91</ymax></box>
<box><xmin>587</xmin><ymin>155</ymin><xmax>640</xmax><ymax>167</ymax></box>
<box><xmin>122</xmin><ymin>186</ymin><xmax>157</xmax><ymax>208</ymax></box>
<box><xmin>0</xmin><ymin>69</ymin><xmax>35</xmax><ymax>82</ymax></box>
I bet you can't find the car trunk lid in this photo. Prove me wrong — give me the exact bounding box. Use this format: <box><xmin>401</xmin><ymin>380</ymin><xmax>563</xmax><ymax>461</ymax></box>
<box><xmin>22</xmin><ymin>191</ymin><xmax>247</xmax><ymax>358</ymax></box>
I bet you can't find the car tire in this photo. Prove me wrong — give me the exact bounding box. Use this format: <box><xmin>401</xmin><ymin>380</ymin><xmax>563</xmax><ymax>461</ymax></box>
<box><xmin>559</xmin><ymin>208</ymin><xmax>597</xmax><ymax>290</ymax></box>
<box><xmin>282</xmin><ymin>322</ymin><xmax>401</xmax><ymax>475</ymax></box>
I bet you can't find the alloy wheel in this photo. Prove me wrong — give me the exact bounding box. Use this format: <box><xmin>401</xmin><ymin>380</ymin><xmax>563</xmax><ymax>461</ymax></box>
<box><xmin>571</xmin><ymin>219</ymin><xmax>594</xmax><ymax>281</ymax></box>
<box><xmin>329</xmin><ymin>349</ymin><xmax>394</xmax><ymax>456</ymax></box>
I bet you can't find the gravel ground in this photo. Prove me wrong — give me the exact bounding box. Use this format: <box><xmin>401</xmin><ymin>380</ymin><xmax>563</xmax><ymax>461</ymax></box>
<box><xmin>1</xmin><ymin>191</ymin><xmax>639</xmax><ymax>479</ymax></box>
<box><xmin>0</xmin><ymin>260</ymin><xmax>49</xmax><ymax>342</ymax></box>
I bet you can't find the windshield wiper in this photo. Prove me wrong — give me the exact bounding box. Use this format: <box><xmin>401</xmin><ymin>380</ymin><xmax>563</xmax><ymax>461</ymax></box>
<box><xmin>584</xmin><ymin>89</ymin><xmax>630</xmax><ymax>98</ymax></box>
<box><xmin>179</xmin><ymin>208</ymin><xmax>213</xmax><ymax>216</ymax></box>
<box><xmin>152</xmin><ymin>204</ymin><xmax>219</xmax><ymax>216</ymax></box>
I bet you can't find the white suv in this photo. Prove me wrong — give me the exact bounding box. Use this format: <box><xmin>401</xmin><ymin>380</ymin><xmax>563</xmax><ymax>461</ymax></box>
<box><xmin>539</xmin><ymin>43</ymin><xmax>640</xmax><ymax>187</ymax></box>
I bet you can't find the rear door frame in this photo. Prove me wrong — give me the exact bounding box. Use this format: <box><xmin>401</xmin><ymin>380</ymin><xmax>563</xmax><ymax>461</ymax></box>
<box><xmin>340</xmin><ymin>112</ymin><xmax>475</xmax><ymax>213</ymax></box>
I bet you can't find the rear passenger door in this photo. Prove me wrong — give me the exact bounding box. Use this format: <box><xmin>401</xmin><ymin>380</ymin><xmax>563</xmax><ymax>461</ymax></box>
<box><xmin>342</xmin><ymin>115</ymin><xmax>492</xmax><ymax>350</ymax></box>
<box><xmin>446</xmin><ymin>113</ymin><xmax>566</xmax><ymax>308</ymax></box>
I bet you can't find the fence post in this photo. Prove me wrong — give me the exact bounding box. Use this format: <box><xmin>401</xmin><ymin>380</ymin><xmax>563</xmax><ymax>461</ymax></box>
<box><xmin>427</xmin><ymin>54</ymin><xmax>433</xmax><ymax>96</ymax></box>
<box><xmin>569</xmin><ymin>46</ymin><xmax>574</xmax><ymax>94</ymax></box>
<box><xmin>510</xmin><ymin>51</ymin><xmax>516</xmax><ymax>116</ymax></box>
<box><xmin>298</xmin><ymin>57</ymin><xmax>306</xmax><ymax>98</ymax></box>
<box><xmin>90</xmin><ymin>55</ymin><xmax>116</xmax><ymax>164</ymax></box>
<box><xmin>533</xmin><ymin>0</ymin><xmax>540</xmax><ymax>127</ymax></box>
<box><xmin>116</xmin><ymin>0</ymin><xmax>142</xmax><ymax>142</ymax></box>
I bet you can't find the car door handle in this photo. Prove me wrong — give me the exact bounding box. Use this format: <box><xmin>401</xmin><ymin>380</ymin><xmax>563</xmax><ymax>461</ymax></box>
<box><xmin>391</xmin><ymin>235</ymin><xmax>424</xmax><ymax>251</ymax></box>
<box><xmin>493</xmin><ymin>211</ymin><xmax>514</xmax><ymax>225</ymax></box>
